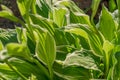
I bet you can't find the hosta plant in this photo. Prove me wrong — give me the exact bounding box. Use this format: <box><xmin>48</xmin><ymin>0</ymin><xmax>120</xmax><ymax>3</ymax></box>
<box><xmin>0</xmin><ymin>0</ymin><xmax>120</xmax><ymax>80</ymax></box>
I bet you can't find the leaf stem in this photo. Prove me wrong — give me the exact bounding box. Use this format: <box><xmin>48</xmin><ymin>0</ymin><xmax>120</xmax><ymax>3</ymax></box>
<box><xmin>48</xmin><ymin>66</ymin><xmax>53</xmax><ymax>80</ymax></box>
<box><xmin>104</xmin><ymin>53</ymin><xmax>109</xmax><ymax>78</ymax></box>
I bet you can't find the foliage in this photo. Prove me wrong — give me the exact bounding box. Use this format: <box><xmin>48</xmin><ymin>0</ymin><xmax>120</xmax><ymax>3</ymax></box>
<box><xmin>0</xmin><ymin>0</ymin><xmax>120</xmax><ymax>80</ymax></box>
<box><xmin>0</xmin><ymin>28</ymin><xmax>17</xmax><ymax>45</ymax></box>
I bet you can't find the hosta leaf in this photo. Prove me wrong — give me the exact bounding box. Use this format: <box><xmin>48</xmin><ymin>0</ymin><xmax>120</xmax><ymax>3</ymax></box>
<box><xmin>65</xmin><ymin>27</ymin><xmax>88</xmax><ymax>39</ymax></box>
<box><xmin>0</xmin><ymin>63</ymin><xmax>21</xmax><ymax>80</ymax></box>
<box><xmin>36</xmin><ymin>0</ymin><xmax>51</xmax><ymax>18</ymax></box>
<box><xmin>0</xmin><ymin>5</ymin><xmax>13</xmax><ymax>13</ymax></box>
<box><xmin>0</xmin><ymin>29</ymin><xmax>17</xmax><ymax>45</ymax></box>
<box><xmin>55</xmin><ymin>31</ymin><xmax>80</xmax><ymax>60</ymax></box>
<box><xmin>109</xmin><ymin>0</ymin><xmax>117</xmax><ymax>12</ymax></box>
<box><xmin>0</xmin><ymin>11</ymin><xmax>19</xmax><ymax>23</ymax></box>
<box><xmin>63</xmin><ymin>50</ymin><xmax>99</xmax><ymax>71</ymax></box>
<box><xmin>103</xmin><ymin>40</ymin><xmax>114</xmax><ymax>75</ymax></box>
<box><xmin>88</xmin><ymin>33</ymin><xmax>104</xmax><ymax>57</ymax></box>
<box><xmin>56</xmin><ymin>0</ymin><xmax>84</xmax><ymax>13</ymax></box>
<box><xmin>30</xmin><ymin>14</ymin><xmax>58</xmax><ymax>35</ymax></box>
<box><xmin>0</xmin><ymin>58</ymin><xmax>49</xmax><ymax>80</ymax></box>
<box><xmin>108</xmin><ymin>45</ymin><xmax>120</xmax><ymax>79</ymax></box>
<box><xmin>113</xmin><ymin>52</ymin><xmax>120</xmax><ymax>79</ymax></box>
<box><xmin>70</xmin><ymin>11</ymin><xmax>93</xmax><ymax>28</ymax></box>
<box><xmin>54</xmin><ymin>29</ymin><xmax>69</xmax><ymax>46</ymax></box>
<box><xmin>91</xmin><ymin>0</ymin><xmax>100</xmax><ymax>25</ymax></box>
<box><xmin>54</xmin><ymin>30</ymin><xmax>75</xmax><ymax>60</ymax></box>
<box><xmin>17</xmin><ymin>0</ymin><xmax>33</xmax><ymax>20</ymax></box>
<box><xmin>65</xmin><ymin>24</ymin><xmax>89</xmax><ymax>49</ymax></box>
<box><xmin>6</xmin><ymin>43</ymin><xmax>33</xmax><ymax>62</ymax></box>
<box><xmin>33</xmin><ymin>27</ymin><xmax>56</xmax><ymax>69</ymax></box>
<box><xmin>0</xmin><ymin>41</ymin><xmax>4</xmax><ymax>51</ymax></box>
<box><xmin>65</xmin><ymin>24</ymin><xmax>103</xmax><ymax>57</ymax></box>
<box><xmin>0</xmin><ymin>5</ymin><xmax>25</xmax><ymax>27</ymax></box>
<box><xmin>103</xmin><ymin>40</ymin><xmax>114</xmax><ymax>55</ymax></box>
<box><xmin>56</xmin><ymin>0</ymin><xmax>93</xmax><ymax>29</ymax></box>
<box><xmin>17</xmin><ymin>0</ymin><xmax>26</xmax><ymax>18</ymax></box>
<box><xmin>16</xmin><ymin>27</ymin><xmax>27</xmax><ymax>44</ymax></box>
<box><xmin>9</xmin><ymin>58</ymin><xmax>49</xmax><ymax>80</ymax></box>
<box><xmin>53</xmin><ymin>61</ymin><xmax>91</xmax><ymax>80</ymax></box>
<box><xmin>112</xmin><ymin>9</ymin><xmax>119</xmax><ymax>23</ymax></box>
<box><xmin>91</xmin><ymin>0</ymin><xmax>101</xmax><ymax>19</ymax></box>
<box><xmin>16</xmin><ymin>27</ymin><xmax>36</xmax><ymax>54</ymax></box>
<box><xmin>98</xmin><ymin>6</ymin><xmax>116</xmax><ymax>41</ymax></box>
<box><xmin>52</xmin><ymin>7</ymin><xmax>67</xmax><ymax>27</ymax></box>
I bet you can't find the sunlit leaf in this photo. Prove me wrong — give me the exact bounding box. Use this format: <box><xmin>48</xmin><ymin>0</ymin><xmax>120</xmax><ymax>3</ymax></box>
<box><xmin>98</xmin><ymin>6</ymin><xmax>116</xmax><ymax>41</ymax></box>
<box><xmin>6</xmin><ymin>43</ymin><xmax>33</xmax><ymax>62</ymax></box>
<box><xmin>52</xmin><ymin>7</ymin><xmax>67</xmax><ymax>27</ymax></box>
<box><xmin>63</xmin><ymin>50</ymin><xmax>100</xmax><ymax>71</ymax></box>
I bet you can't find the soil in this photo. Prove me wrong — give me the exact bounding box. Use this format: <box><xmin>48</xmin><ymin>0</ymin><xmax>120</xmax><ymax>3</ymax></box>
<box><xmin>0</xmin><ymin>0</ymin><xmax>110</xmax><ymax>29</ymax></box>
<box><xmin>0</xmin><ymin>0</ymin><xmax>21</xmax><ymax>29</ymax></box>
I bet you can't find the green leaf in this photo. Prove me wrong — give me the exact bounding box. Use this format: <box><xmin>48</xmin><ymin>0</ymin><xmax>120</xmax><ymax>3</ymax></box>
<box><xmin>6</xmin><ymin>43</ymin><xmax>33</xmax><ymax>62</ymax></box>
<box><xmin>91</xmin><ymin>0</ymin><xmax>100</xmax><ymax>25</ymax></box>
<box><xmin>36</xmin><ymin>0</ymin><xmax>51</xmax><ymax>18</ymax></box>
<box><xmin>103</xmin><ymin>40</ymin><xmax>114</xmax><ymax>55</ymax></box>
<box><xmin>65</xmin><ymin>27</ymin><xmax>88</xmax><ymax>39</ymax></box>
<box><xmin>56</xmin><ymin>0</ymin><xmax>94</xmax><ymax>30</ymax></box>
<box><xmin>102</xmin><ymin>40</ymin><xmax>114</xmax><ymax>77</ymax></box>
<box><xmin>0</xmin><ymin>11</ymin><xmax>19</xmax><ymax>23</ymax></box>
<box><xmin>16</xmin><ymin>27</ymin><xmax>27</xmax><ymax>44</ymax></box>
<box><xmin>33</xmin><ymin>26</ymin><xmax>56</xmax><ymax>79</ymax></box>
<box><xmin>117</xmin><ymin>0</ymin><xmax>120</xmax><ymax>29</ymax></box>
<box><xmin>17</xmin><ymin>0</ymin><xmax>33</xmax><ymax>20</ymax></box>
<box><xmin>113</xmin><ymin>52</ymin><xmax>120</xmax><ymax>79</ymax></box>
<box><xmin>0</xmin><ymin>5</ymin><xmax>25</xmax><ymax>27</ymax></box>
<box><xmin>0</xmin><ymin>63</ymin><xmax>21</xmax><ymax>80</ymax></box>
<box><xmin>63</xmin><ymin>50</ymin><xmax>100</xmax><ymax>71</ymax></box>
<box><xmin>53</xmin><ymin>61</ymin><xmax>91</xmax><ymax>80</ymax></box>
<box><xmin>0</xmin><ymin>29</ymin><xmax>17</xmax><ymax>45</ymax></box>
<box><xmin>109</xmin><ymin>0</ymin><xmax>117</xmax><ymax>12</ymax></box>
<box><xmin>65</xmin><ymin>24</ymin><xmax>90</xmax><ymax>49</ymax></box>
<box><xmin>0</xmin><ymin>58</ymin><xmax>49</xmax><ymax>80</ymax></box>
<box><xmin>17</xmin><ymin>0</ymin><xmax>26</xmax><ymax>18</ymax></box>
<box><xmin>65</xmin><ymin>24</ymin><xmax>103</xmax><ymax>57</ymax></box>
<box><xmin>112</xmin><ymin>9</ymin><xmax>119</xmax><ymax>23</ymax></box>
<box><xmin>34</xmin><ymin>27</ymin><xmax>56</xmax><ymax>66</ymax></box>
<box><xmin>0</xmin><ymin>41</ymin><xmax>4</xmax><ymax>51</ymax></box>
<box><xmin>31</xmin><ymin>0</ymin><xmax>37</xmax><ymax>14</ymax></box>
<box><xmin>89</xmin><ymin>33</ymin><xmax>104</xmax><ymax>57</ymax></box>
<box><xmin>98</xmin><ymin>6</ymin><xmax>116</xmax><ymax>41</ymax></box>
<box><xmin>9</xmin><ymin>58</ymin><xmax>49</xmax><ymax>80</ymax></box>
<box><xmin>52</xmin><ymin>7</ymin><xmax>67</xmax><ymax>27</ymax></box>
<box><xmin>70</xmin><ymin>11</ymin><xmax>93</xmax><ymax>28</ymax></box>
<box><xmin>108</xmin><ymin>45</ymin><xmax>120</xmax><ymax>79</ymax></box>
<box><xmin>56</xmin><ymin>0</ymin><xmax>84</xmax><ymax>13</ymax></box>
<box><xmin>16</xmin><ymin>27</ymin><xmax>36</xmax><ymax>54</ymax></box>
<box><xmin>30</xmin><ymin>14</ymin><xmax>58</xmax><ymax>35</ymax></box>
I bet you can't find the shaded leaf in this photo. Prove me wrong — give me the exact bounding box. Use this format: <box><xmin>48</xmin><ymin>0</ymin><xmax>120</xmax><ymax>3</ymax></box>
<box><xmin>6</xmin><ymin>43</ymin><xmax>33</xmax><ymax>62</ymax></box>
